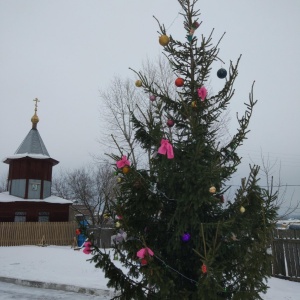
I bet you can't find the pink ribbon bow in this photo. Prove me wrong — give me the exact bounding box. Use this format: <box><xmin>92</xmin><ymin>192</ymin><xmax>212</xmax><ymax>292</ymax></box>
<box><xmin>116</xmin><ymin>155</ymin><xmax>131</xmax><ymax>169</ymax></box>
<box><xmin>136</xmin><ymin>247</ymin><xmax>154</xmax><ymax>259</ymax></box>
<box><xmin>197</xmin><ymin>86</ymin><xmax>207</xmax><ymax>101</ymax></box>
<box><xmin>158</xmin><ymin>139</ymin><xmax>174</xmax><ymax>159</ymax></box>
<box><xmin>83</xmin><ymin>241</ymin><xmax>92</xmax><ymax>254</ymax></box>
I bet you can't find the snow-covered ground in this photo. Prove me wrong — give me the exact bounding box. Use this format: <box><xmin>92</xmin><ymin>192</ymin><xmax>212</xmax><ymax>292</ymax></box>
<box><xmin>0</xmin><ymin>245</ymin><xmax>299</xmax><ymax>299</ymax></box>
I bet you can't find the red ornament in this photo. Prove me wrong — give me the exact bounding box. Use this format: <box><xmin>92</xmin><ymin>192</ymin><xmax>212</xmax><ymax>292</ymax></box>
<box><xmin>175</xmin><ymin>78</ymin><xmax>184</xmax><ymax>87</ymax></box>
<box><xmin>75</xmin><ymin>229</ymin><xmax>81</xmax><ymax>235</ymax></box>
<box><xmin>140</xmin><ymin>258</ymin><xmax>148</xmax><ymax>266</ymax></box>
<box><xmin>167</xmin><ymin>119</ymin><xmax>175</xmax><ymax>127</ymax></box>
<box><xmin>202</xmin><ymin>264</ymin><xmax>207</xmax><ymax>274</ymax></box>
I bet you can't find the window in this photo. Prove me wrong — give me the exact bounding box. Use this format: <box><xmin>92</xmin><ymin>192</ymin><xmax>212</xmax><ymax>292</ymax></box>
<box><xmin>38</xmin><ymin>212</ymin><xmax>49</xmax><ymax>222</ymax></box>
<box><xmin>14</xmin><ymin>211</ymin><xmax>26</xmax><ymax>222</ymax></box>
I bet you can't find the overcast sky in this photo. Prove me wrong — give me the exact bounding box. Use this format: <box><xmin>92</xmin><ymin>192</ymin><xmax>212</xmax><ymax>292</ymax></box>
<box><xmin>0</xmin><ymin>0</ymin><xmax>299</xmax><ymax>213</ymax></box>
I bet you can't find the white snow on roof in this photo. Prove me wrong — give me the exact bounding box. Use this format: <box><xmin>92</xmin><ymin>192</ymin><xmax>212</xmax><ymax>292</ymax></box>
<box><xmin>0</xmin><ymin>192</ymin><xmax>72</xmax><ymax>204</ymax></box>
<box><xmin>2</xmin><ymin>153</ymin><xmax>51</xmax><ymax>162</ymax></box>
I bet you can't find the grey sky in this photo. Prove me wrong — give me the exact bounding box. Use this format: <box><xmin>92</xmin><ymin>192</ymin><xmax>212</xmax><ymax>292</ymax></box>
<box><xmin>0</xmin><ymin>1</ymin><xmax>299</xmax><ymax>212</ymax></box>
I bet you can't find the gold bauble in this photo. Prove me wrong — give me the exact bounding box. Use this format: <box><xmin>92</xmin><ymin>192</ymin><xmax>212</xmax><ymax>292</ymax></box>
<box><xmin>135</xmin><ymin>80</ymin><xmax>142</xmax><ymax>87</ymax></box>
<box><xmin>122</xmin><ymin>166</ymin><xmax>130</xmax><ymax>174</ymax></box>
<box><xmin>209</xmin><ymin>186</ymin><xmax>216</xmax><ymax>194</ymax></box>
<box><xmin>240</xmin><ymin>206</ymin><xmax>246</xmax><ymax>213</ymax></box>
<box><xmin>117</xmin><ymin>177</ymin><xmax>122</xmax><ymax>183</ymax></box>
<box><xmin>191</xmin><ymin>101</ymin><xmax>197</xmax><ymax>108</ymax></box>
<box><xmin>115</xmin><ymin>221</ymin><xmax>121</xmax><ymax>228</ymax></box>
<box><xmin>159</xmin><ymin>35</ymin><xmax>170</xmax><ymax>46</ymax></box>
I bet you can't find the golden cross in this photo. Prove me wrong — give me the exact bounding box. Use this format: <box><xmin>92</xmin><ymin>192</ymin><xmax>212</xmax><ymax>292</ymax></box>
<box><xmin>33</xmin><ymin>98</ymin><xmax>40</xmax><ymax>112</ymax></box>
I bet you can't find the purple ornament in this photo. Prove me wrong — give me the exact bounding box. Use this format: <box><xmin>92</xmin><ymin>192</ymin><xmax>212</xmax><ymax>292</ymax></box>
<box><xmin>149</xmin><ymin>95</ymin><xmax>156</xmax><ymax>101</ymax></box>
<box><xmin>181</xmin><ymin>232</ymin><xmax>191</xmax><ymax>242</ymax></box>
<box><xmin>167</xmin><ymin>119</ymin><xmax>175</xmax><ymax>127</ymax></box>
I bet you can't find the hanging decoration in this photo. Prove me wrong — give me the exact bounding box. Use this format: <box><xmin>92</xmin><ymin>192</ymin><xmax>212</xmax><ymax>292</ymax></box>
<box><xmin>149</xmin><ymin>95</ymin><xmax>156</xmax><ymax>101</ymax></box>
<box><xmin>140</xmin><ymin>258</ymin><xmax>148</xmax><ymax>266</ymax></box>
<box><xmin>135</xmin><ymin>80</ymin><xmax>142</xmax><ymax>87</ymax></box>
<box><xmin>117</xmin><ymin>156</ymin><xmax>131</xmax><ymax>169</ymax></box>
<box><xmin>122</xmin><ymin>165</ymin><xmax>131</xmax><ymax>174</ymax></box>
<box><xmin>103</xmin><ymin>213</ymin><xmax>110</xmax><ymax>220</ymax></box>
<box><xmin>187</xmin><ymin>21</ymin><xmax>200</xmax><ymax>42</ymax></box>
<box><xmin>115</xmin><ymin>221</ymin><xmax>121</xmax><ymax>228</ymax></box>
<box><xmin>201</xmin><ymin>263</ymin><xmax>207</xmax><ymax>274</ymax></box>
<box><xmin>167</xmin><ymin>119</ymin><xmax>175</xmax><ymax>127</ymax></box>
<box><xmin>209</xmin><ymin>186</ymin><xmax>216</xmax><ymax>194</ymax></box>
<box><xmin>240</xmin><ymin>206</ymin><xmax>246</xmax><ymax>213</ymax></box>
<box><xmin>175</xmin><ymin>77</ymin><xmax>184</xmax><ymax>87</ymax></box>
<box><xmin>197</xmin><ymin>86</ymin><xmax>207</xmax><ymax>101</ymax></box>
<box><xmin>159</xmin><ymin>34</ymin><xmax>170</xmax><ymax>46</ymax></box>
<box><xmin>75</xmin><ymin>228</ymin><xmax>81</xmax><ymax>235</ymax></box>
<box><xmin>83</xmin><ymin>241</ymin><xmax>92</xmax><ymax>255</ymax></box>
<box><xmin>158</xmin><ymin>139</ymin><xmax>174</xmax><ymax>159</ymax></box>
<box><xmin>137</xmin><ymin>247</ymin><xmax>154</xmax><ymax>259</ymax></box>
<box><xmin>181</xmin><ymin>232</ymin><xmax>191</xmax><ymax>242</ymax></box>
<box><xmin>191</xmin><ymin>101</ymin><xmax>197</xmax><ymax>108</ymax></box>
<box><xmin>217</xmin><ymin>68</ymin><xmax>227</xmax><ymax>79</ymax></box>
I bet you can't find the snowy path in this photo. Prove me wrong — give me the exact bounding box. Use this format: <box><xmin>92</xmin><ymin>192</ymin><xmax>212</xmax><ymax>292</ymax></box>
<box><xmin>0</xmin><ymin>246</ymin><xmax>299</xmax><ymax>299</ymax></box>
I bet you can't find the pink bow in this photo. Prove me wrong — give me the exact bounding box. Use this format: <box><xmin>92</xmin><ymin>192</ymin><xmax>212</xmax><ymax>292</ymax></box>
<box><xmin>116</xmin><ymin>155</ymin><xmax>131</xmax><ymax>169</ymax></box>
<box><xmin>158</xmin><ymin>139</ymin><xmax>174</xmax><ymax>159</ymax></box>
<box><xmin>197</xmin><ymin>86</ymin><xmax>207</xmax><ymax>101</ymax></box>
<box><xmin>136</xmin><ymin>247</ymin><xmax>154</xmax><ymax>259</ymax></box>
<box><xmin>83</xmin><ymin>241</ymin><xmax>92</xmax><ymax>255</ymax></box>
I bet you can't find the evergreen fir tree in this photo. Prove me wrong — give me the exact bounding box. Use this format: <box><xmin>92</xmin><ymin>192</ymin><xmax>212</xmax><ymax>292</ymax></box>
<box><xmin>90</xmin><ymin>0</ymin><xmax>278</xmax><ymax>299</ymax></box>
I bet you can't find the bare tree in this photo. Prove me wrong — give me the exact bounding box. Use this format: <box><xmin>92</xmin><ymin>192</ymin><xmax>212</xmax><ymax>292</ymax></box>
<box><xmin>97</xmin><ymin>56</ymin><xmax>176</xmax><ymax>168</ymax></box>
<box><xmin>52</xmin><ymin>162</ymin><xmax>117</xmax><ymax>226</ymax></box>
<box><xmin>98</xmin><ymin>55</ymin><xmax>231</xmax><ymax>169</ymax></box>
<box><xmin>0</xmin><ymin>174</ymin><xmax>7</xmax><ymax>193</ymax></box>
<box><xmin>258</xmin><ymin>153</ymin><xmax>299</xmax><ymax>219</ymax></box>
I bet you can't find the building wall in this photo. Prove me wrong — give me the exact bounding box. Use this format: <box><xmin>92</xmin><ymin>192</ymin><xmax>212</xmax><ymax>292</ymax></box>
<box><xmin>0</xmin><ymin>202</ymin><xmax>70</xmax><ymax>222</ymax></box>
<box><xmin>8</xmin><ymin>157</ymin><xmax>54</xmax><ymax>199</ymax></box>
<box><xmin>10</xmin><ymin>179</ymin><xmax>26</xmax><ymax>198</ymax></box>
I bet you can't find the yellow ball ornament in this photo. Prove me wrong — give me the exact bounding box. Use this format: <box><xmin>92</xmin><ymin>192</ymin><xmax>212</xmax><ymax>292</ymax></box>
<box><xmin>115</xmin><ymin>221</ymin><xmax>121</xmax><ymax>228</ymax></box>
<box><xmin>191</xmin><ymin>101</ymin><xmax>197</xmax><ymax>108</ymax></box>
<box><xmin>122</xmin><ymin>166</ymin><xmax>130</xmax><ymax>174</ymax></box>
<box><xmin>240</xmin><ymin>206</ymin><xmax>246</xmax><ymax>213</ymax></box>
<box><xmin>117</xmin><ymin>177</ymin><xmax>122</xmax><ymax>183</ymax></box>
<box><xmin>135</xmin><ymin>80</ymin><xmax>142</xmax><ymax>87</ymax></box>
<box><xmin>209</xmin><ymin>186</ymin><xmax>216</xmax><ymax>194</ymax></box>
<box><xmin>159</xmin><ymin>35</ymin><xmax>170</xmax><ymax>46</ymax></box>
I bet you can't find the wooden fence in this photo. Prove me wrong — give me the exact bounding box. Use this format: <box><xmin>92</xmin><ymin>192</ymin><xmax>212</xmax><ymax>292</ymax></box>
<box><xmin>271</xmin><ymin>229</ymin><xmax>300</xmax><ymax>282</ymax></box>
<box><xmin>0</xmin><ymin>222</ymin><xmax>77</xmax><ymax>247</ymax></box>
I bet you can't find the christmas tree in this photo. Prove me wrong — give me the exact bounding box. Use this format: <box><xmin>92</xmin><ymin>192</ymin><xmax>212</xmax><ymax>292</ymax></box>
<box><xmin>89</xmin><ymin>0</ymin><xmax>278</xmax><ymax>299</ymax></box>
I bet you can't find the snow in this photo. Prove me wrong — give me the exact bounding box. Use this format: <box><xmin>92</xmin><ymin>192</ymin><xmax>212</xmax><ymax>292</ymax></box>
<box><xmin>2</xmin><ymin>154</ymin><xmax>51</xmax><ymax>162</ymax></box>
<box><xmin>0</xmin><ymin>245</ymin><xmax>299</xmax><ymax>299</ymax></box>
<box><xmin>0</xmin><ymin>192</ymin><xmax>72</xmax><ymax>204</ymax></box>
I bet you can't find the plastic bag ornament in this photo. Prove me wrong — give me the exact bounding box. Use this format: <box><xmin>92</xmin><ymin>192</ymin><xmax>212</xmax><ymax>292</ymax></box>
<box><xmin>116</xmin><ymin>156</ymin><xmax>131</xmax><ymax>169</ymax></box>
<box><xmin>197</xmin><ymin>86</ymin><xmax>207</xmax><ymax>101</ymax></box>
<box><xmin>83</xmin><ymin>241</ymin><xmax>92</xmax><ymax>255</ymax></box>
<box><xmin>137</xmin><ymin>247</ymin><xmax>154</xmax><ymax>259</ymax></box>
